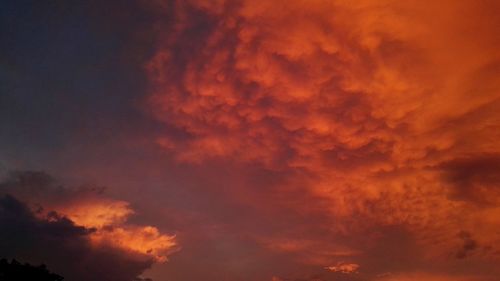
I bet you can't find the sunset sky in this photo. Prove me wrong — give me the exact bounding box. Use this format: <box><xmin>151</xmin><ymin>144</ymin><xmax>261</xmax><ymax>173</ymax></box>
<box><xmin>1</xmin><ymin>1</ymin><xmax>500</xmax><ymax>281</ymax></box>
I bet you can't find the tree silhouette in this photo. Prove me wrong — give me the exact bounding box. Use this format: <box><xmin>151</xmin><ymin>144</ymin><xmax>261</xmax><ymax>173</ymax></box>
<box><xmin>0</xmin><ymin>259</ymin><xmax>63</xmax><ymax>281</ymax></box>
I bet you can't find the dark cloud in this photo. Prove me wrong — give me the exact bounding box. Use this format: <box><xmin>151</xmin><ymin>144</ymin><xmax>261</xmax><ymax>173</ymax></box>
<box><xmin>456</xmin><ymin>231</ymin><xmax>479</xmax><ymax>260</ymax></box>
<box><xmin>0</xmin><ymin>194</ymin><xmax>155</xmax><ymax>281</ymax></box>
<box><xmin>0</xmin><ymin>170</ymin><xmax>106</xmax><ymax>209</ymax></box>
<box><xmin>0</xmin><ymin>171</ymin><xmax>177</xmax><ymax>281</ymax></box>
<box><xmin>439</xmin><ymin>154</ymin><xmax>500</xmax><ymax>204</ymax></box>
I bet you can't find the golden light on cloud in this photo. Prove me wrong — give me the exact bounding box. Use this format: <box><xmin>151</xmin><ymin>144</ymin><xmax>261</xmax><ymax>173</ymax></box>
<box><xmin>325</xmin><ymin>262</ymin><xmax>360</xmax><ymax>274</ymax></box>
<box><xmin>146</xmin><ymin>0</ymin><xmax>500</xmax><ymax>272</ymax></box>
<box><xmin>0</xmin><ymin>171</ymin><xmax>180</xmax><ymax>280</ymax></box>
<box><xmin>55</xmin><ymin>199</ymin><xmax>134</xmax><ymax>228</ymax></box>
<box><xmin>90</xmin><ymin>226</ymin><xmax>177</xmax><ymax>262</ymax></box>
<box><xmin>2</xmin><ymin>0</ymin><xmax>499</xmax><ymax>280</ymax></box>
<box><xmin>53</xmin><ymin>198</ymin><xmax>178</xmax><ymax>262</ymax></box>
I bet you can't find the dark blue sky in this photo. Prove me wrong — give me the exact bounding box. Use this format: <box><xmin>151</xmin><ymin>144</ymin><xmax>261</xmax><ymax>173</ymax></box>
<box><xmin>0</xmin><ymin>0</ymin><xmax>160</xmax><ymax>171</ymax></box>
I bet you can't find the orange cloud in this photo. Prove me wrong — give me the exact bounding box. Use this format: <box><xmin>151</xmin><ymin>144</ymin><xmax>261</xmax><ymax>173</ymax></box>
<box><xmin>51</xmin><ymin>198</ymin><xmax>178</xmax><ymax>262</ymax></box>
<box><xmin>90</xmin><ymin>226</ymin><xmax>177</xmax><ymax>262</ymax></box>
<box><xmin>1</xmin><ymin>172</ymin><xmax>179</xmax><ymax>263</ymax></box>
<box><xmin>375</xmin><ymin>272</ymin><xmax>496</xmax><ymax>281</ymax></box>
<box><xmin>55</xmin><ymin>198</ymin><xmax>133</xmax><ymax>228</ymax></box>
<box><xmin>259</xmin><ymin>237</ymin><xmax>361</xmax><ymax>266</ymax></box>
<box><xmin>325</xmin><ymin>262</ymin><xmax>360</xmax><ymax>274</ymax></box>
<box><xmin>0</xmin><ymin>171</ymin><xmax>179</xmax><ymax>280</ymax></box>
<box><xmin>146</xmin><ymin>0</ymin><xmax>500</xmax><ymax>275</ymax></box>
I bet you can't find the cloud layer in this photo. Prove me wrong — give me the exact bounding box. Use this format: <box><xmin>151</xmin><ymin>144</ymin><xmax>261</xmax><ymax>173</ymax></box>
<box><xmin>0</xmin><ymin>171</ymin><xmax>178</xmax><ymax>281</ymax></box>
<box><xmin>145</xmin><ymin>0</ymin><xmax>500</xmax><ymax>279</ymax></box>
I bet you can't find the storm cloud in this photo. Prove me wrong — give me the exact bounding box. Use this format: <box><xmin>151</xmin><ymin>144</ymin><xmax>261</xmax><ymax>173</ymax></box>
<box><xmin>1</xmin><ymin>0</ymin><xmax>499</xmax><ymax>280</ymax></box>
<box><xmin>0</xmin><ymin>171</ymin><xmax>177</xmax><ymax>281</ymax></box>
<box><xmin>145</xmin><ymin>0</ymin><xmax>500</xmax><ymax>279</ymax></box>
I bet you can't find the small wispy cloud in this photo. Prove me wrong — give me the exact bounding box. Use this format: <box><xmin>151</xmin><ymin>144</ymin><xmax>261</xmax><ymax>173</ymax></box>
<box><xmin>325</xmin><ymin>262</ymin><xmax>360</xmax><ymax>274</ymax></box>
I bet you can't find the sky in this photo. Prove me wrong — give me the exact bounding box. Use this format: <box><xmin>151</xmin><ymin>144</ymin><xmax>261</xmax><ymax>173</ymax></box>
<box><xmin>1</xmin><ymin>1</ymin><xmax>499</xmax><ymax>281</ymax></box>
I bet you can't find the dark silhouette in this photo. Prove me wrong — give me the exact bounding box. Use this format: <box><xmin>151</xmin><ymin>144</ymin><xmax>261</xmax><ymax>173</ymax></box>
<box><xmin>0</xmin><ymin>259</ymin><xmax>63</xmax><ymax>281</ymax></box>
<box><xmin>0</xmin><ymin>190</ymin><xmax>156</xmax><ymax>281</ymax></box>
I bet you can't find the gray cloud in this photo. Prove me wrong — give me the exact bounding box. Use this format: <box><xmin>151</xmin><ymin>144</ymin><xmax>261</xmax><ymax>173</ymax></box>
<box><xmin>0</xmin><ymin>171</ymin><xmax>157</xmax><ymax>281</ymax></box>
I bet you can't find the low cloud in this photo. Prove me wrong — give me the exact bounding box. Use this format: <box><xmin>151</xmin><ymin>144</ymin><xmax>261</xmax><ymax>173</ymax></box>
<box><xmin>375</xmin><ymin>272</ymin><xmax>496</xmax><ymax>281</ymax></box>
<box><xmin>0</xmin><ymin>171</ymin><xmax>178</xmax><ymax>281</ymax></box>
<box><xmin>325</xmin><ymin>262</ymin><xmax>360</xmax><ymax>274</ymax></box>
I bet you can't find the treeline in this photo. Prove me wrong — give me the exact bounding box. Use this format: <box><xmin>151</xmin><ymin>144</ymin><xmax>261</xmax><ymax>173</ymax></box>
<box><xmin>0</xmin><ymin>259</ymin><xmax>63</xmax><ymax>281</ymax></box>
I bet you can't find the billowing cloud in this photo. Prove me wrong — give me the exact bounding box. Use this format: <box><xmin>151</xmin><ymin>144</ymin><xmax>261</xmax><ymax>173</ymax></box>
<box><xmin>55</xmin><ymin>198</ymin><xmax>134</xmax><ymax>229</ymax></box>
<box><xmin>51</xmin><ymin>197</ymin><xmax>177</xmax><ymax>262</ymax></box>
<box><xmin>144</xmin><ymin>0</ymin><xmax>500</xmax><ymax>279</ymax></box>
<box><xmin>1</xmin><ymin>0</ymin><xmax>498</xmax><ymax>280</ymax></box>
<box><xmin>0</xmin><ymin>194</ymin><xmax>153</xmax><ymax>281</ymax></box>
<box><xmin>0</xmin><ymin>171</ymin><xmax>178</xmax><ymax>280</ymax></box>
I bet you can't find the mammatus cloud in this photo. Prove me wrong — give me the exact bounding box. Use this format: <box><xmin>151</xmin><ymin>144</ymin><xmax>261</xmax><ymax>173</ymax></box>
<box><xmin>145</xmin><ymin>0</ymin><xmax>500</xmax><ymax>273</ymax></box>
<box><xmin>0</xmin><ymin>171</ymin><xmax>178</xmax><ymax>280</ymax></box>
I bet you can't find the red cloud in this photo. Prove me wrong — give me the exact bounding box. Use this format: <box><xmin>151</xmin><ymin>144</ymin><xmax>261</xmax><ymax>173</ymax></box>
<box><xmin>325</xmin><ymin>262</ymin><xmax>360</xmax><ymax>274</ymax></box>
<box><xmin>0</xmin><ymin>171</ymin><xmax>178</xmax><ymax>263</ymax></box>
<box><xmin>145</xmin><ymin>0</ymin><xmax>500</xmax><ymax>276</ymax></box>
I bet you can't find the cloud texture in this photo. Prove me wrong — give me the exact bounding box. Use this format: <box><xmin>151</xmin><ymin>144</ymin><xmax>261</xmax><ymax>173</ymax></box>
<box><xmin>144</xmin><ymin>0</ymin><xmax>500</xmax><ymax>279</ymax></box>
<box><xmin>3</xmin><ymin>1</ymin><xmax>498</xmax><ymax>280</ymax></box>
<box><xmin>0</xmin><ymin>171</ymin><xmax>178</xmax><ymax>281</ymax></box>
